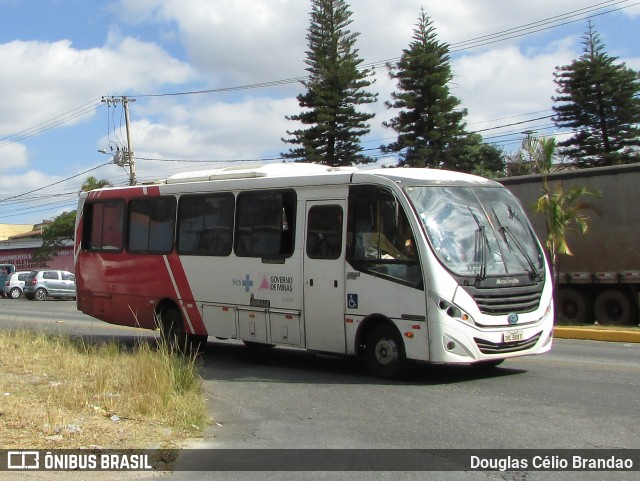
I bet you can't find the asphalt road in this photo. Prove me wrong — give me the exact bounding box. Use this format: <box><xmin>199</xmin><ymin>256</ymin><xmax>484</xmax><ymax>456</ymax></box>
<box><xmin>0</xmin><ymin>296</ymin><xmax>155</xmax><ymax>340</ymax></box>
<box><xmin>2</xmin><ymin>298</ymin><xmax>639</xmax><ymax>481</ymax></box>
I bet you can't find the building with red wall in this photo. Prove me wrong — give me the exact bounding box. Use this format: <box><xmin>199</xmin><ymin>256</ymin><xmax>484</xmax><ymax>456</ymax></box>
<box><xmin>0</xmin><ymin>223</ymin><xmax>74</xmax><ymax>272</ymax></box>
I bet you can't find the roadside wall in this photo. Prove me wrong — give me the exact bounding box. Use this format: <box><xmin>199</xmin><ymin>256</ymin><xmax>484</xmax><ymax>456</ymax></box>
<box><xmin>0</xmin><ymin>247</ymin><xmax>74</xmax><ymax>272</ymax></box>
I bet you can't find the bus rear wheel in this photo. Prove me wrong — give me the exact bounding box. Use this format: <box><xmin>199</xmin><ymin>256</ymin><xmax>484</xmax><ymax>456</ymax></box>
<box><xmin>159</xmin><ymin>307</ymin><xmax>206</xmax><ymax>355</ymax></box>
<box><xmin>365</xmin><ymin>324</ymin><xmax>407</xmax><ymax>379</ymax></box>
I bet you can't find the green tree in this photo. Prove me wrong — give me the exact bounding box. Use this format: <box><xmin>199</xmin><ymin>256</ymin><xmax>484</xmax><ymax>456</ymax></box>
<box><xmin>381</xmin><ymin>8</ymin><xmax>468</xmax><ymax>168</ymax></box>
<box><xmin>454</xmin><ymin>133</ymin><xmax>505</xmax><ymax>177</ymax></box>
<box><xmin>524</xmin><ymin>135</ymin><xmax>598</xmax><ymax>281</ymax></box>
<box><xmin>32</xmin><ymin>211</ymin><xmax>77</xmax><ymax>263</ymax></box>
<box><xmin>552</xmin><ymin>22</ymin><xmax>640</xmax><ymax>167</ymax></box>
<box><xmin>282</xmin><ymin>0</ymin><xmax>377</xmax><ymax>166</ymax></box>
<box><xmin>81</xmin><ymin>176</ymin><xmax>112</xmax><ymax>191</ymax></box>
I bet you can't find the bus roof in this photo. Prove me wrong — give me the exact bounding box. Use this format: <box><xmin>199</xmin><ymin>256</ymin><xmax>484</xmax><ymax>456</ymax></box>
<box><xmin>164</xmin><ymin>163</ymin><xmax>357</xmax><ymax>184</ymax></box>
<box><xmin>78</xmin><ymin>164</ymin><xmax>500</xmax><ymax>200</ymax></box>
<box><xmin>355</xmin><ymin>167</ymin><xmax>497</xmax><ymax>186</ymax></box>
<box><xmin>162</xmin><ymin>163</ymin><xmax>497</xmax><ymax>187</ymax></box>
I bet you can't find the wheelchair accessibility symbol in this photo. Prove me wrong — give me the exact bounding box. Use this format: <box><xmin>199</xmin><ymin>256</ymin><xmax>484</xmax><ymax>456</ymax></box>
<box><xmin>347</xmin><ymin>293</ymin><xmax>358</xmax><ymax>309</ymax></box>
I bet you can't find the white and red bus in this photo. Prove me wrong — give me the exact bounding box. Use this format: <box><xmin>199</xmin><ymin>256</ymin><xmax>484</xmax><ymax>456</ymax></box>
<box><xmin>75</xmin><ymin>163</ymin><xmax>554</xmax><ymax>377</ymax></box>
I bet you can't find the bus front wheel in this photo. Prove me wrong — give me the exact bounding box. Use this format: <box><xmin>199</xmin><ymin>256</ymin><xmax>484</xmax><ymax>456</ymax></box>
<box><xmin>365</xmin><ymin>324</ymin><xmax>407</xmax><ymax>379</ymax></box>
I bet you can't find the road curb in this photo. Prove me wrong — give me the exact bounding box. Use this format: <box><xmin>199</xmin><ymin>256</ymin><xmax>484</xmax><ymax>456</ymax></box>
<box><xmin>554</xmin><ymin>326</ymin><xmax>640</xmax><ymax>343</ymax></box>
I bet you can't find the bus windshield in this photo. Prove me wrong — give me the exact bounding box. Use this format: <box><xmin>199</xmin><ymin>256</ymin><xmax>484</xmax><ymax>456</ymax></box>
<box><xmin>405</xmin><ymin>185</ymin><xmax>544</xmax><ymax>279</ymax></box>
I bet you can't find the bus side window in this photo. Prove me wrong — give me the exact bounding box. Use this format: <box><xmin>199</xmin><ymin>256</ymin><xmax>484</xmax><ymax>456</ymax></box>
<box><xmin>177</xmin><ymin>193</ymin><xmax>234</xmax><ymax>256</ymax></box>
<box><xmin>127</xmin><ymin>196</ymin><xmax>176</xmax><ymax>254</ymax></box>
<box><xmin>235</xmin><ymin>190</ymin><xmax>296</xmax><ymax>258</ymax></box>
<box><xmin>347</xmin><ymin>185</ymin><xmax>423</xmax><ymax>289</ymax></box>
<box><xmin>306</xmin><ymin>205</ymin><xmax>343</xmax><ymax>259</ymax></box>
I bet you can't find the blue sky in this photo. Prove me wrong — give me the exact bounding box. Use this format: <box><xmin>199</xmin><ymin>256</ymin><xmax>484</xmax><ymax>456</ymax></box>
<box><xmin>0</xmin><ymin>0</ymin><xmax>638</xmax><ymax>225</ymax></box>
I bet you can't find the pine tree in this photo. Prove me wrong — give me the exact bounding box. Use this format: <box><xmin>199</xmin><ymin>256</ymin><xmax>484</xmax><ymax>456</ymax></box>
<box><xmin>552</xmin><ymin>22</ymin><xmax>640</xmax><ymax>167</ymax></box>
<box><xmin>381</xmin><ymin>8</ymin><xmax>468</xmax><ymax>168</ymax></box>
<box><xmin>282</xmin><ymin>0</ymin><xmax>377</xmax><ymax>166</ymax></box>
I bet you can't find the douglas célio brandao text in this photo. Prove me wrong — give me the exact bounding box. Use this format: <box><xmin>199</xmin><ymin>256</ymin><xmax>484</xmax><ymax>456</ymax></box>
<box><xmin>470</xmin><ymin>454</ymin><xmax>635</xmax><ymax>471</ymax></box>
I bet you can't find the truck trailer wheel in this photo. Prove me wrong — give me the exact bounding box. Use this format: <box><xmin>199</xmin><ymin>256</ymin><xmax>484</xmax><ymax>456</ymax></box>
<box><xmin>594</xmin><ymin>289</ymin><xmax>637</xmax><ymax>326</ymax></box>
<box><xmin>555</xmin><ymin>287</ymin><xmax>592</xmax><ymax>325</ymax></box>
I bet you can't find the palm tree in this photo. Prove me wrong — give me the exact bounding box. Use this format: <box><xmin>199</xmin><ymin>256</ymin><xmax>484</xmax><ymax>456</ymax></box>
<box><xmin>81</xmin><ymin>176</ymin><xmax>112</xmax><ymax>192</ymax></box>
<box><xmin>523</xmin><ymin>135</ymin><xmax>598</xmax><ymax>282</ymax></box>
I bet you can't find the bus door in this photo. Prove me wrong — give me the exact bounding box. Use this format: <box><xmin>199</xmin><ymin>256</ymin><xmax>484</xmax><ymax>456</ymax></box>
<box><xmin>303</xmin><ymin>200</ymin><xmax>347</xmax><ymax>353</ymax></box>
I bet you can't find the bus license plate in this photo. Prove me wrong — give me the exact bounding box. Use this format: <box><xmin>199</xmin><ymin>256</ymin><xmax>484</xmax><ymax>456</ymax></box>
<box><xmin>503</xmin><ymin>330</ymin><xmax>523</xmax><ymax>343</ymax></box>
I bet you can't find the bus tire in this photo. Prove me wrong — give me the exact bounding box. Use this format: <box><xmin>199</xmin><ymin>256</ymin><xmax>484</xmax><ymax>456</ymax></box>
<box><xmin>160</xmin><ymin>307</ymin><xmax>206</xmax><ymax>355</ymax></box>
<box><xmin>594</xmin><ymin>289</ymin><xmax>637</xmax><ymax>326</ymax></box>
<box><xmin>556</xmin><ymin>287</ymin><xmax>592</xmax><ymax>325</ymax></box>
<box><xmin>365</xmin><ymin>324</ymin><xmax>407</xmax><ymax>379</ymax></box>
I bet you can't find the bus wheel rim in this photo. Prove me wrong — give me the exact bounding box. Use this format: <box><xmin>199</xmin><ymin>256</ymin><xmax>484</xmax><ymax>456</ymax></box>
<box><xmin>374</xmin><ymin>339</ymin><xmax>398</xmax><ymax>366</ymax></box>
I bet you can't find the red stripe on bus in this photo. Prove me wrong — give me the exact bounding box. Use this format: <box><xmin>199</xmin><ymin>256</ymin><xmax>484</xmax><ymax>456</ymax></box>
<box><xmin>165</xmin><ymin>253</ymin><xmax>206</xmax><ymax>334</ymax></box>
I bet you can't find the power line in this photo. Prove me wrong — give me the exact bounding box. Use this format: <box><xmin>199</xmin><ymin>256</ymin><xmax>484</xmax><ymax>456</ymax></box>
<box><xmin>472</xmin><ymin>115</ymin><xmax>555</xmax><ymax>133</ymax></box>
<box><xmin>0</xmin><ymin>162</ymin><xmax>111</xmax><ymax>205</ymax></box>
<box><xmin>128</xmin><ymin>0</ymin><xmax>638</xmax><ymax>99</ymax></box>
<box><xmin>1</xmin><ymin>0</ymin><xmax>633</xmax><ymax>152</ymax></box>
<box><xmin>1</xmin><ymin>0</ymin><xmax>634</xmax><ymax>148</ymax></box>
<box><xmin>1</xmin><ymin>1</ymin><xmax>637</xmax><ymax>220</ymax></box>
<box><xmin>133</xmin><ymin>76</ymin><xmax>309</xmax><ymax>99</ymax></box>
<box><xmin>449</xmin><ymin>0</ymin><xmax>637</xmax><ymax>53</ymax></box>
<box><xmin>0</xmin><ymin>99</ymin><xmax>103</xmax><ymax>149</ymax></box>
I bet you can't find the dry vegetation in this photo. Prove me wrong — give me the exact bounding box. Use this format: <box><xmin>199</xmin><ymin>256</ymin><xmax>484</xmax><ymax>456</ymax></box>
<box><xmin>0</xmin><ymin>329</ymin><xmax>209</xmax><ymax>449</ymax></box>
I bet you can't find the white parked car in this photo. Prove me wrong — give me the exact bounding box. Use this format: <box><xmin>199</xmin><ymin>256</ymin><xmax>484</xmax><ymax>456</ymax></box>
<box><xmin>3</xmin><ymin>271</ymin><xmax>31</xmax><ymax>299</ymax></box>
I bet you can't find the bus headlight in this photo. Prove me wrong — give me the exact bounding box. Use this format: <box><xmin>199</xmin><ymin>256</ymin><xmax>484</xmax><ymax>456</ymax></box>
<box><xmin>438</xmin><ymin>298</ymin><xmax>475</xmax><ymax>326</ymax></box>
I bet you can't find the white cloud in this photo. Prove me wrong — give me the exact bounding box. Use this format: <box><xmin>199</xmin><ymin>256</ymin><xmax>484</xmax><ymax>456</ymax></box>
<box><xmin>107</xmin><ymin>0</ymin><xmax>638</xmax><ymax>153</ymax></box>
<box><xmin>0</xmin><ymin>143</ymin><xmax>28</xmax><ymax>173</ymax></box>
<box><xmin>114</xmin><ymin>0</ymin><xmax>637</xmax><ymax>83</ymax></box>
<box><xmin>117</xmin><ymin>0</ymin><xmax>310</xmax><ymax>85</ymax></box>
<box><xmin>0</xmin><ymin>170</ymin><xmax>62</xmax><ymax>198</ymax></box>
<box><xmin>1</xmin><ymin>0</ymin><xmax>638</xmax><ymax>223</ymax></box>
<box><xmin>130</xmin><ymin>95</ymin><xmax>297</xmax><ymax>166</ymax></box>
<box><xmin>454</xmin><ymin>40</ymin><xmax>577</xmax><ymax>122</ymax></box>
<box><xmin>0</xmin><ymin>37</ymin><xmax>197</xmax><ymax>136</ymax></box>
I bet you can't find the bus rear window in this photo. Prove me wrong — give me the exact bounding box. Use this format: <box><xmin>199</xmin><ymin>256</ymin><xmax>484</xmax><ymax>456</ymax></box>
<box><xmin>82</xmin><ymin>201</ymin><xmax>125</xmax><ymax>251</ymax></box>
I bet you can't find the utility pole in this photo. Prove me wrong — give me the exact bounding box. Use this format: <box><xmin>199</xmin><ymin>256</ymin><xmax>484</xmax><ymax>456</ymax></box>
<box><xmin>101</xmin><ymin>96</ymin><xmax>137</xmax><ymax>185</ymax></box>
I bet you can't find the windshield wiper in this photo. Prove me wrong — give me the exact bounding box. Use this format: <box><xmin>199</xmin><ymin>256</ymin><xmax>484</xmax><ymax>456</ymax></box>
<box><xmin>469</xmin><ymin>208</ymin><xmax>487</xmax><ymax>283</ymax></box>
<box><xmin>492</xmin><ymin>208</ymin><xmax>540</xmax><ymax>280</ymax></box>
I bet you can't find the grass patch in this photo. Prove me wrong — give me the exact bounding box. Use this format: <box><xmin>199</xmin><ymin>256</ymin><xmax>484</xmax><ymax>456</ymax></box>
<box><xmin>0</xmin><ymin>329</ymin><xmax>209</xmax><ymax>449</ymax></box>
